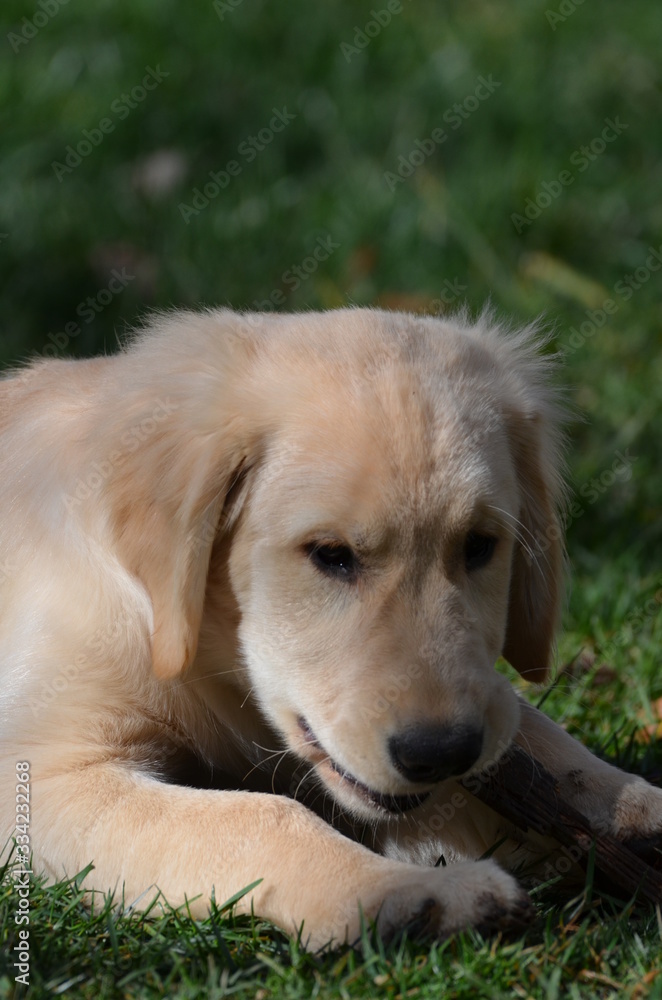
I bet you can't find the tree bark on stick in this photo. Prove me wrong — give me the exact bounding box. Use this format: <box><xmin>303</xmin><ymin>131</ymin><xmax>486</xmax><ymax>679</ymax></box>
<box><xmin>461</xmin><ymin>744</ymin><xmax>662</xmax><ymax>904</ymax></box>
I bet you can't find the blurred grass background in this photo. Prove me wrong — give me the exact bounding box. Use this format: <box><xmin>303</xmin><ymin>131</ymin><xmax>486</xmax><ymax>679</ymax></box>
<box><xmin>2</xmin><ymin>2</ymin><xmax>662</xmax><ymax>994</ymax></box>
<box><xmin>1</xmin><ymin>0</ymin><xmax>661</xmax><ymax>713</ymax></box>
<box><xmin>2</xmin><ymin>0</ymin><xmax>661</xmax><ymax>575</ymax></box>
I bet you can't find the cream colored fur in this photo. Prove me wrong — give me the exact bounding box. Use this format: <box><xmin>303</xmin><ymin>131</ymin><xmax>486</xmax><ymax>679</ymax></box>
<box><xmin>1</xmin><ymin>307</ymin><xmax>660</xmax><ymax>948</ymax></box>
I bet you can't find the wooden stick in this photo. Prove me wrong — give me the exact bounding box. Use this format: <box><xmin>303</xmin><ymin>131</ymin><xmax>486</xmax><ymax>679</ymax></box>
<box><xmin>461</xmin><ymin>744</ymin><xmax>662</xmax><ymax>905</ymax></box>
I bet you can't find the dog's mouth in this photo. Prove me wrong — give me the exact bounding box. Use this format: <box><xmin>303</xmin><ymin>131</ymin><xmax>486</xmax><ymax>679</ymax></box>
<box><xmin>296</xmin><ymin>716</ymin><xmax>430</xmax><ymax>816</ymax></box>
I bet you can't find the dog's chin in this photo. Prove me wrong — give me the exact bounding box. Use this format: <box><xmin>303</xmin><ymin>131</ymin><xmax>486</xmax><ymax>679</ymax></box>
<box><xmin>295</xmin><ymin>717</ymin><xmax>430</xmax><ymax>820</ymax></box>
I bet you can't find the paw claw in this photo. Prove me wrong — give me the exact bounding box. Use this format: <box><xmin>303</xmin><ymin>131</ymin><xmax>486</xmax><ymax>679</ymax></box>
<box><xmin>474</xmin><ymin>890</ymin><xmax>535</xmax><ymax>938</ymax></box>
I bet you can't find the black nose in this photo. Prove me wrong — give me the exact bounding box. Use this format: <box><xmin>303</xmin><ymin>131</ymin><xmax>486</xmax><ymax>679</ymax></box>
<box><xmin>388</xmin><ymin>724</ymin><xmax>483</xmax><ymax>784</ymax></box>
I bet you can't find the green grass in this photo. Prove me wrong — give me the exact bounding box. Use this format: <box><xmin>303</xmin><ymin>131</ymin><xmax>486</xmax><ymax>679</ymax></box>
<box><xmin>2</xmin><ymin>857</ymin><xmax>662</xmax><ymax>999</ymax></box>
<box><xmin>2</xmin><ymin>0</ymin><xmax>662</xmax><ymax>995</ymax></box>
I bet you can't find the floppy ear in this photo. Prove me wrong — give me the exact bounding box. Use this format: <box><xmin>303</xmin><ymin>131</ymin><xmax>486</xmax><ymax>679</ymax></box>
<box><xmin>502</xmin><ymin>409</ymin><xmax>565</xmax><ymax>685</ymax></box>
<box><xmin>98</xmin><ymin>311</ymin><xmax>265</xmax><ymax>682</ymax></box>
<box><xmin>111</xmin><ymin>432</ymin><xmax>254</xmax><ymax>682</ymax></box>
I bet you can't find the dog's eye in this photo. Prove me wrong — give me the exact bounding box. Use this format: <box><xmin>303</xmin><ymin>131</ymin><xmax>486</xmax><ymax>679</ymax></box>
<box><xmin>464</xmin><ymin>532</ymin><xmax>497</xmax><ymax>571</ymax></box>
<box><xmin>307</xmin><ymin>543</ymin><xmax>358</xmax><ymax>580</ymax></box>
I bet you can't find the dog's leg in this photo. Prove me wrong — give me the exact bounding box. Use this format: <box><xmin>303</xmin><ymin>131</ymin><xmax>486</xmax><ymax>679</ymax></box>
<box><xmin>515</xmin><ymin>700</ymin><xmax>662</xmax><ymax>841</ymax></box>
<box><xmin>29</xmin><ymin>762</ymin><xmax>532</xmax><ymax>949</ymax></box>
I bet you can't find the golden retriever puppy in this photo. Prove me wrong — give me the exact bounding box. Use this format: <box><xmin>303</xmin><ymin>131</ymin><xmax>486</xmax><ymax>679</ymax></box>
<box><xmin>1</xmin><ymin>307</ymin><xmax>661</xmax><ymax>948</ymax></box>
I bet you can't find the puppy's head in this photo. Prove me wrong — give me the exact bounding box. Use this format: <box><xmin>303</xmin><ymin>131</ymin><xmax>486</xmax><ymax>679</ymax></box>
<box><xmin>115</xmin><ymin>308</ymin><xmax>565</xmax><ymax>820</ymax></box>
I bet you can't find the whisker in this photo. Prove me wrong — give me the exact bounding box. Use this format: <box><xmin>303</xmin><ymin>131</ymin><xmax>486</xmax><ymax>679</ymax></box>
<box><xmin>242</xmin><ymin>746</ymin><xmax>289</xmax><ymax>784</ymax></box>
<box><xmin>251</xmin><ymin>740</ymin><xmax>286</xmax><ymax>755</ymax></box>
<box><xmin>270</xmin><ymin>747</ymin><xmax>291</xmax><ymax>794</ymax></box>
<box><xmin>487</xmin><ymin>504</ymin><xmax>538</xmax><ymax>549</ymax></box>
<box><xmin>292</xmin><ymin>764</ymin><xmax>318</xmax><ymax>802</ymax></box>
<box><xmin>486</xmin><ymin>503</ymin><xmax>551</xmax><ymax>574</ymax></box>
<box><xmin>176</xmin><ymin>667</ymin><xmax>245</xmax><ymax>687</ymax></box>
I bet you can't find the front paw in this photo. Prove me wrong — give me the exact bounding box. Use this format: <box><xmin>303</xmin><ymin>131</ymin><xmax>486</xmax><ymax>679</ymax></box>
<box><xmin>373</xmin><ymin>859</ymin><xmax>533</xmax><ymax>944</ymax></box>
<box><xmin>311</xmin><ymin>859</ymin><xmax>533</xmax><ymax>950</ymax></box>
<box><xmin>610</xmin><ymin>777</ymin><xmax>662</xmax><ymax>845</ymax></box>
